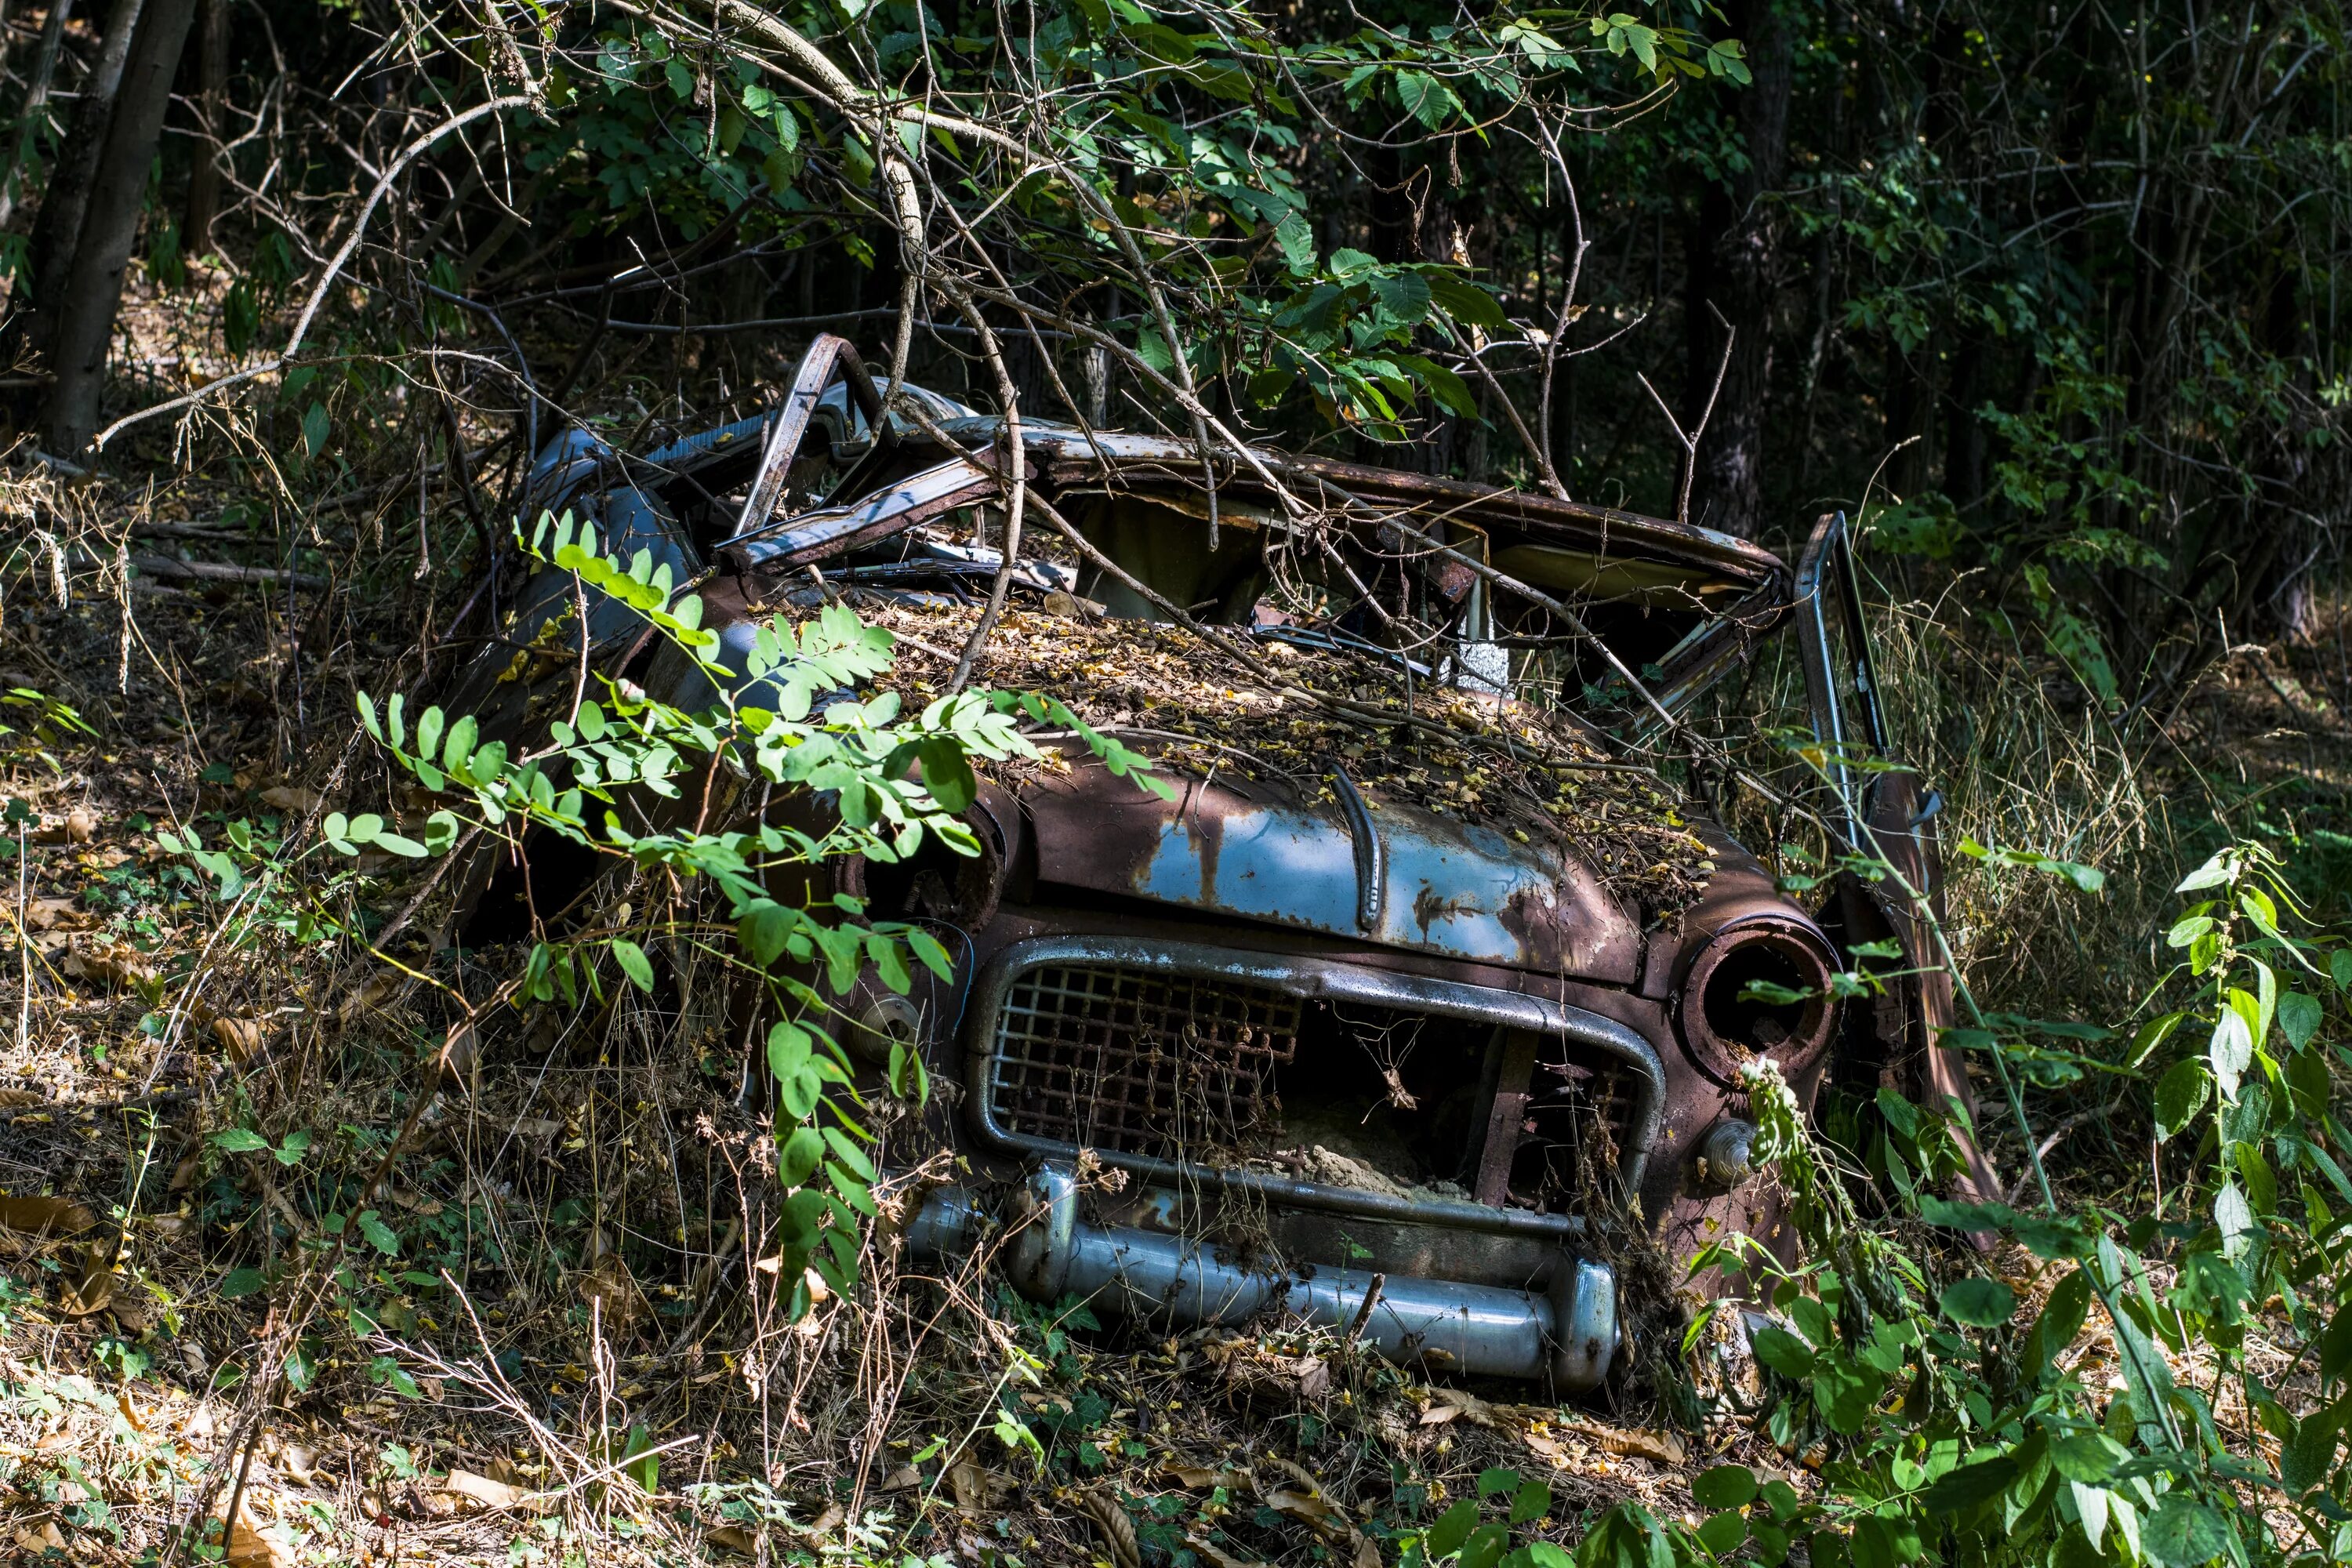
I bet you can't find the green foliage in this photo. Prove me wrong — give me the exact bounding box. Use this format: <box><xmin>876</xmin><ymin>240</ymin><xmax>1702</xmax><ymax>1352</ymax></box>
<box><xmin>1639</xmin><ymin>836</ymin><xmax>2352</xmax><ymax>1568</ymax></box>
<box><xmin>162</xmin><ymin>509</ymin><xmax>1162</xmax><ymax>1317</ymax></box>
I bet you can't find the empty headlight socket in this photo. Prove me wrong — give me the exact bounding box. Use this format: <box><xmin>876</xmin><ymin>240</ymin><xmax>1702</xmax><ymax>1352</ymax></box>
<box><xmin>1672</xmin><ymin>918</ymin><xmax>1840</xmax><ymax>1084</ymax></box>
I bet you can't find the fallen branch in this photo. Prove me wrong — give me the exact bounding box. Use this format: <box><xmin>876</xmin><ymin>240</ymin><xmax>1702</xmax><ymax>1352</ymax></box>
<box><xmin>128</xmin><ymin>554</ymin><xmax>328</xmax><ymax>590</ymax></box>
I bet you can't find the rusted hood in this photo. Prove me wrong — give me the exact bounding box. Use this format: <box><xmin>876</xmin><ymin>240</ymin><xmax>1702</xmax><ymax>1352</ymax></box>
<box><xmin>1020</xmin><ymin>764</ymin><xmax>1641</xmax><ymax>983</ymax></box>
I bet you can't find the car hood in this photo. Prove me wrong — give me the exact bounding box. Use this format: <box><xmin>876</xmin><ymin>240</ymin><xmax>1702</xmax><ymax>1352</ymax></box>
<box><xmin>1016</xmin><ymin>760</ymin><xmax>1642</xmax><ymax>984</ymax></box>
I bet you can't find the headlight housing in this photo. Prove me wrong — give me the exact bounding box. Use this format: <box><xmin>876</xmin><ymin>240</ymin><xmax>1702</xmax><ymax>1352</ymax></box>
<box><xmin>1676</xmin><ymin>918</ymin><xmax>1838</xmax><ymax>1082</ymax></box>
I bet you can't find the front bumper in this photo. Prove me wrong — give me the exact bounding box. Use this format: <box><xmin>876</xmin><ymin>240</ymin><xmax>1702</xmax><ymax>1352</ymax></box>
<box><xmin>908</xmin><ymin>1163</ymin><xmax>1620</xmax><ymax>1390</ymax></box>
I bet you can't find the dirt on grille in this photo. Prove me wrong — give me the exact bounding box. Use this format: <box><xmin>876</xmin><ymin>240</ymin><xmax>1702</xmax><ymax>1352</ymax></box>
<box><xmin>832</xmin><ymin>597</ymin><xmax>1718</xmax><ymax>920</ymax></box>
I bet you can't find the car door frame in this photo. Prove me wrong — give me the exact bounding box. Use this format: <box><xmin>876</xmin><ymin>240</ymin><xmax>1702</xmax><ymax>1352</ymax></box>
<box><xmin>1795</xmin><ymin>511</ymin><xmax>1999</xmax><ymax>1204</ymax></box>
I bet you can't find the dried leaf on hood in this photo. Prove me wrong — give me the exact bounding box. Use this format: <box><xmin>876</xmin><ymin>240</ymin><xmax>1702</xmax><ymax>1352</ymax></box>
<box><xmin>259</xmin><ymin>785</ymin><xmax>322</xmax><ymax>814</ymax></box>
<box><xmin>877</xmin><ymin>1464</ymin><xmax>924</xmax><ymax>1492</ymax></box>
<box><xmin>708</xmin><ymin>1524</ymin><xmax>759</xmax><ymax>1555</ymax></box>
<box><xmin>0</xmin><ymin>1194</ymin><xmax>98</xmax><ymax>1237</ymax></box>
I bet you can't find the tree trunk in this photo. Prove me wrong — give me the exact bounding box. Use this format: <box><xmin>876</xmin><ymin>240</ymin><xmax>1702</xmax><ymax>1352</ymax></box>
<box><xmin>0</xmin><ymin>0</ymin><xmax>74</xmax><ymax>230</ymax></box>
<box><xmin>6</xmin><ymin>0</ymin><xmax>145</xmax><ymax>419</ymax></box>
<box><xmin>42</xmin><ymin>0</ymin><xmax>198</xmax><ymax>453</ymax></box>
<box><xmin>1682</xmin><ymin>0</ymin><xmax>1794</xmax><ymax>537</ymax></box>
<box><xmin>182</xmin><ymin>0</ymin><xmax>229</xmax><ymax>256</ymax></box>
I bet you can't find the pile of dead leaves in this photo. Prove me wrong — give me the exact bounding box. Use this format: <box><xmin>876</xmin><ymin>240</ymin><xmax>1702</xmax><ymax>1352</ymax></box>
<box><xmin>849</xmin><ymin>601</ymin><xmax>1716</xmax><ymax>917</ymax></box>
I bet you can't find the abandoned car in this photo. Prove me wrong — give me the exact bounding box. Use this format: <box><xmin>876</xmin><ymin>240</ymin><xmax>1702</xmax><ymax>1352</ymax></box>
<box><xmin>445</xmin><ymin>335</ymin><xmax>1980</xmax><ymax>1394</ymax></box>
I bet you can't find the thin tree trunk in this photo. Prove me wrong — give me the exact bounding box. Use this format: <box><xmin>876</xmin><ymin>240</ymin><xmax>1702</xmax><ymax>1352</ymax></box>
<box><xmin>43</xmin><ymin>0</ymin><xmax>199</xmax><ymax>453</ymax></box>
<box><xmin>1683</xmin><ymin>0</ymin><xmax>1793</xmax><ymax>537</ymax></box>
<box><xmin>182</xmin><ymin>0</ymin><xmax>229</xmax><ymax>255</ymax></box>
<box><xmin>0</xmin><ymin>0</ymin><xmax>74</xmax><ymax>229</ymax></box>
<box><xmin>6</xmin><ymin>0</ymin><xmax>146</xmax><ymax>416</ymax></box>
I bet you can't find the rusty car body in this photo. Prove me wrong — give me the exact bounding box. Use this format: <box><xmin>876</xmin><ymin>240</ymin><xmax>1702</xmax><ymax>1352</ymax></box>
<box><xmin>447</xmin><ymin>335</ymin><xmax>1979</xmax><ymax>1395</ymax></box>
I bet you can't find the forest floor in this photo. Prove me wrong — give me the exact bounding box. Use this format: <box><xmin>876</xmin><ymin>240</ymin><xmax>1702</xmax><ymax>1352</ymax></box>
<box><xmin>0</xmin><ymin>430</ymin><xmax>2346</xmax><ymax>1568</ymax></box>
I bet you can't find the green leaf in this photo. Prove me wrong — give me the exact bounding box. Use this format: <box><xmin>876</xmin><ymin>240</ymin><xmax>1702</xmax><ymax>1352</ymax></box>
<box><xmin>1275</xmin><ymin>212</ymin><xmax>1315</xmax><ymax>274</ymax></box>
<box><xmin>212</xmin><ymin>1127</ymin><xmax>270</xmax><ymax>1153</ymax></box>
<box><xmin>1751</xmin><ymin>1323</ymin><xmax>1815</xmax><ymax>1377</ymax></box>
<box><xmin>220</xmin><ymin>1267</ymin><xmax>267</xmax><ymax>1299</ymax></box>
<box><xmin>1940</xmin><ymin>1277</ymin><xmax>2018</xmax><ymax>1327</ymax></box>
<box><xmin>2280</xmin><ymin>1405</ymin><xmax>2343</xmax><ymax>1494</ymax></box>
<box><xmin>358</xmin><ymin>1210</ymin><xmax>401</xmax><ymax>1256</ymax></box>
<box><xmin>443</xmin><ymin>713</ymin><xmax>480</xmax><ymax>774</ymax></box>
<box><xmin>2139</xmin><ymin>1496</ymin><xmax>2229</xmax><ymax>1566</ymax></box>
<box><xmin>779</xmin><ymin>1126</ymin><xmax>824</xmax><ymax>1186</ymax></box>
<box><xmin>916</xmin><ymin>735</ymin><xmax>977</xmax><ymax>812</ymax></box>
<box><xmin>1918</xmin><ymin>1453</ymin><xmax>2020</xmax><ymax>1512</ymax></box>
<box><xmin>2047</xmin><ymin>1432</ymin><xmax>2126</xmax><ymax>1485</ymax></box>
<box><xmin>2321</xmin><ymin>1301</ymin><xmax>2352</xmax><ymax>1385</ymax></box>
<box><xmin>2209</xmin><ymin>1006</ymin><xmax>2253</xmax><ymax>1100</ymax></box>
<box><xmin>301</xmin><ymin>401</ymin><xmax>331</xmax><ymax>457</ymax></box>
<box><xmin>1692</xmin><ymin>1465</ymin><xmax>1757</xmax><ymax>1510</ymax></box>
<box><xmin>2278</xmin><ymin>989</ymin><xmax>2321</xmax><ymax>1050</ymax></box>
<box><xmin>1812</xmin><ymin>1354</ymin><xmax>1878</xmax><ymax>1433</ymax></box>
<box><xmin>822</xmin><ymin>1126</ymin><xmax>875</xmax><ymax>1181</ymax></box>
<box><xmin>2153</xmin><ymin>1057</ymin><xmax>2209</xmax><ymax>1142</ymax></box>
<box><xmin>610</xmin><ymin>938</ymin><xmax>655</xmax><ymax>993</ymax></box>
<box><xmin>1696</xmin><ymin>1508</ymin><xmax>1748</xmax><ymax>1556</ymax></box>
<box><xmin>1426</xmin><ymin>1498</ymin><xmax>1479</xmax><ymax>1559</ymax></box>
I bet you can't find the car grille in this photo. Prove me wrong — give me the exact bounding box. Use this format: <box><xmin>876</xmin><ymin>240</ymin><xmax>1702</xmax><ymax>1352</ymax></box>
<box><xmin>978</xmin><ymin>956</ymin><xmax>1645</xmax><ymax>1188</ymax></box>
<box><xmin>984</xmin><ymin>962</ymin><xmax>1301</xmax><ymax>1157</ymax></box>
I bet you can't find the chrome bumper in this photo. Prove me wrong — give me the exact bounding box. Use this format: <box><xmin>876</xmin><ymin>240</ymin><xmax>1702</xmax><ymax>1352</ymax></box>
<box><xmin>906</xmin><ymin>1164</ymin><xmax>1619</xmax><ymax>1391</ymax></box>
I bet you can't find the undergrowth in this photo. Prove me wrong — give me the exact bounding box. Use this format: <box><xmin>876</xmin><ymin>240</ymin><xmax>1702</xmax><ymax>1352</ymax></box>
<box><xmin>0</xmin><ymin>455</ymin><xmax>2348</xmax><ymax>1568</ymax></box>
